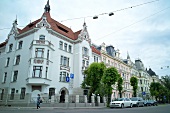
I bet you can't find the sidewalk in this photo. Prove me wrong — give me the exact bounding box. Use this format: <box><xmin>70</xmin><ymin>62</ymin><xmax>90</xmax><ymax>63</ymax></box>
<box><xmin>0</xmin><ymin>106</ymin><xmax>107</xmax><ymax>110</ymax></box>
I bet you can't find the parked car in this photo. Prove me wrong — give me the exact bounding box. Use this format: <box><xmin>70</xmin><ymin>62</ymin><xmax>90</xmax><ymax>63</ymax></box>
<box><xmin>130</xmin><ymin>97</ymin><xmax>144</xmax><ymax>107</ymax></box>
<box><xmin>148</xmin><ymin>100</ymin><xmax>158</xmax><ymax>106</ymax></box>
<box><xmin>110</xmin><ymin>98</ymin><xmax>133</xmax><ymax>108</ymax></box>
<box><xmin>144</xmin><ymin>100</ymin><xmax>151</xmax><ymax>106</ymax></box>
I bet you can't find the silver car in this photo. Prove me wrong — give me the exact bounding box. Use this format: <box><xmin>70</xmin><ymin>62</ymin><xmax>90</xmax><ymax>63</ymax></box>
<box><xmin>130</xmin><ymin>97</ymin><xmax>144</xmax><ymax>107</ymax></box>
<box><xmin>110</xmin><ymin>98</ymin><xmax>133</xmax><ymax>108</ymax></box>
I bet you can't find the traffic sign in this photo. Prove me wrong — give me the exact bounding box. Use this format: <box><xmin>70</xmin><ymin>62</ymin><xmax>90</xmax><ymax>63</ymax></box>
<box><xmin>66</xmin><ymin>76</ymin><xmax>70</xmax><ymax>82</ymax></box>
<box><xmin>70</xmin><ymin>73</ymin><xmax>74</xmax><ymax>79</ymax></box>
<box><xmin>142</xmin><ymin>92</ymin><xmax>146</xmax><ymax>95</ymax></box>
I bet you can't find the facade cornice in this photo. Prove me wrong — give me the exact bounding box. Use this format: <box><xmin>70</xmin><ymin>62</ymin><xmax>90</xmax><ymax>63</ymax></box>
<box><xmin>101</xmin><ymin>52</ymin><xmax>131</xmax><ymax>67</ymax></box>
<box><xmin>15</xmin><ymin>28</ymin><xmax>39</xmax><ymax>39</ymax></box>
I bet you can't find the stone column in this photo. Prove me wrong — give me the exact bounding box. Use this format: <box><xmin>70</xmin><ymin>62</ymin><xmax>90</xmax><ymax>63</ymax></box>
<box><xmin>103</xmin><ymin>96</ymin><xmax>107</xmax><ymax>106</ymax></box>
<box><xmin>97</xmin><ymin>96</ymin><xmax>100</xmax><ymax>104</ymax></box>
<box><xmin>84</xmin><ymin>95</ymin><xmax>87</xmax><ymax>107</ymax></box>
<box><xmin>65</xmin><ymin>95</ymin><xmax>69</xmax><ymax>108</ymax></box>
<box><xmin>75</xmin><ymin>95</ymin><xmax>79</xmax><ymax>107</ymax></box>
<box><xmin>91</xmin><ymin>96</ymin><xmax>95</xmax><ymax>107</ymax></box>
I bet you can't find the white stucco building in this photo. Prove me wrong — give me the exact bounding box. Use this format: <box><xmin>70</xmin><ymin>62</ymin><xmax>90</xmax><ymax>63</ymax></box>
<box><xmin>0</xmin><ymin>1</ymin><xmax>101</xmax><ymax>105</ymax></box>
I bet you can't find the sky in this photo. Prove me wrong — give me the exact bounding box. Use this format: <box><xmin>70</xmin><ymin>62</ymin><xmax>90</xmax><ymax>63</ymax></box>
<box><xmin>0</xmin><ymin>0</ymin><xmax>170</xmax><ymax>77</ymax></box>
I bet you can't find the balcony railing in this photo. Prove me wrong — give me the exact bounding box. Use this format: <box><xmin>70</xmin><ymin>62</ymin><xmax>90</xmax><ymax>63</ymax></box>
<box><xmin>26</xmin><ymin>77</ymin><xmax>51</xmax><ymax>85</ymax></box>
<box><xmin>29</xmin><ymin>58</ymin><xmax>51</xmax><ymax>65</ymax></box>
<box><xmin>31</xmin><ymin>40</ymin><xmax>54</xmax><ymax>50</ymax></box>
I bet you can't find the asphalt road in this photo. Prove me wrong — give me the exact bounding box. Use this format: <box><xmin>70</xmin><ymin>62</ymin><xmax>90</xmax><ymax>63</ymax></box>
<box><xmin>0</xmin><ymin>104</ymin><xmax>169</xmax><ymax>113</ymax></box>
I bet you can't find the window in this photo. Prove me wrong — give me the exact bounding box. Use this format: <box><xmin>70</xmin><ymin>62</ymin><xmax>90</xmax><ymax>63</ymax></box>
<box><xmin>68</xmin><ymin>45</ymin><xmax>72</xmax><ymax>53</ymax></box>
<box><xmin>20</xmin><ymin>87</ymin><xmax>26</xmax><ymax>99</ymax></box>
<box><xmin>103</xmin><ymin>57</ymin><xmax>106</xmax><ymax>63</ymax></box>
<box><xmin>33</xmin><ymin>66</ymin><xmax>42</xmax><ymax>78</ymax></box>
<box><xmin>35</xmin><ymin>48</ymin><xmax>44</xmax><ymax>58</ymax></box>
<box><xmin>86</xmin><ymin>61</ymin><xmax>89</xmax><ymax>66</ymax></box>
<box><xmin>0</xmin><ymin>89</ymin><xmax>4</xmax><ymax>100</ymax></box>
<box><xmin>83</xmin><ymin>47</ymin><xmax>88</xmax><ymax>56</ymax></box>
<box><xmin>39</xmin><ymin>35</ymin><xmax>45</xmax><ymax>40</ymax></box>
<box><xmin>140</xmin><ymin>80</ymin><xmax>142</xmax><ymax>84</ymax></box>
<box><xmin>9</xmin><ymin>44</ymin><xmax>13</xmax><ymax>52</ymax></box>
<box><xmin>6</xmin><ymin>57</ymin><xmax>10</xmax><ymax>67</ymax></box>
<box><xmin>60</xmin><ymin>56</ymin><xmax>63</xmax><ymax>65</ymax></box>
<box><xmin>59</xmin><ymin>41</ymin><xmax>63</xmax><ymax>50</ymax></box>
<box><xmin>15</xmin><ymin>55</ymin><xmax>20</xmax><ymax>65</ymax></box>
<box><xmin>18</xmin><ymin>41</ymin><xmax>23</xmax><ymax>49</ymax></box>
<box><xmin>45</xmin><ymin>67</ymin><xmax>48</xmax><ymax>78</ymax></box>
<box><xmin>49</xmin><ymin>88</ymin><xmax>55</xmax><ymax>99</ymax></box>
<box><xmin>64</xmin><ymin>43</ymin><xmax>67</xmax><ymax>51</ymax></box>
<box><xmin>10</xmin><ymin>88</ymin><xmax>15</xmax><ymax>100</ymax></box>
<box><xmin>82</xmin><ymin>60</ymin><xmax>85</xmax><ymax>66</ymax></box>
<box><xmin>96</xmin><ymin>57</ymin><xmax>98</xmax><ymax>63</ymax></box>
<box><xmin>94</xmin><ymin>56</ymin><xmax>96</xmax><ymax>62</ymax></box>
<box><xmin>141</xmin><ymin>87</ymin><xmax>143</xmax><ymax>92</ymax></box>
<box><xmin>2</xmin><ymin>72</ymin><xmax>7</xmax><ymax>83</ymax></box>
<box><xmin>60</xmin><ymin>56</ymin><xmax>69</xmax><ymax>67</ymax></box>
<box><xmin>47</xmin><ymin>50</ymin><xmax>49</xmax><ymax>60</ymax></box>
<box><xmin>13</xmin><ymin>71</ymin><xmax>18</xmax><ymax>82</ymax></box>
<box><xmin>60</xmin><ymin>72</ymin><xmax>69</xmax><ymax>82</ymax></box>
<box><xmin>108</xmin><ymin>60</ymin><xmax>110</xmax><ymax>65</ymax></box>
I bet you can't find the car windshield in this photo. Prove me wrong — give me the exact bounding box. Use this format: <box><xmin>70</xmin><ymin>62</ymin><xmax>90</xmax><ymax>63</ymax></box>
<box><xmin>117</xmin><ymin>98</ymin><xmax>124</xmax><ymax>101</ymax></box>
<box><xmin>130</xmin><ymin>98</ymin><xmax>138</xmax><ymax>101</ymax></box>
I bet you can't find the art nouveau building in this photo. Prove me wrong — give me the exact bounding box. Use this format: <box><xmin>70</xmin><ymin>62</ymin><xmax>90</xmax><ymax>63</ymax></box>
<box><xmin>97</xmin><ymin>43</ymin><xmax>133</xmax><ymax>99</ymax></box>
<box><xmin>0</xmin><ymin>1</ymin><xmax>101</xmax><ymax>105</ymax></box>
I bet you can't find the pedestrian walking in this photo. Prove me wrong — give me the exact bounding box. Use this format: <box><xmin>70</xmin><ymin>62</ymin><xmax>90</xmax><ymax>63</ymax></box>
<box><xmin>37</xmin><ymin>94</ymin><xmax>41</xmax><ymax>109</ymax></box>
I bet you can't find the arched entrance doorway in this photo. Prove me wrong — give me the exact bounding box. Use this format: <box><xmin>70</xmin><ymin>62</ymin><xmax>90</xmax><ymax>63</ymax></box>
<box><xmin>59</xmin><ymin>87</ymin><xmax>69</xmax><ymax>103</ymax></box>
<box><xmin>60</xmin><ymin>90</ymin><xmax>65</xmax><ymax>103</ymax></box>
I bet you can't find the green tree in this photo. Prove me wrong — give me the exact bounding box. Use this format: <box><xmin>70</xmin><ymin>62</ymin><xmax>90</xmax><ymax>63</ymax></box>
<box><xmin>150</xmin><ymin>82</ymin><xmax>162</xmax><ymax>101</ymax></box>
<box><xmin>102</xmin><ymin>67</ymin><xmax>119</xmax><ymax>107</ymax></box>
<box><xmin>117</xmin><ymin>76</ymin><xmax>123</xmax><ymax>98</ymax></box>
<box><xmin>81</xmin><ymin>62</ymin><xmax>106</xmax><ymax>102</ymax></box>
<box><xmin>161</xmin><ymin>75</ymin><xmax>170</xmax><ymax>103</ymax></box>
<box><xmin>130</xmin><ymin>76</ymin><xmax>138</xmax><ymax>97</ymax></box>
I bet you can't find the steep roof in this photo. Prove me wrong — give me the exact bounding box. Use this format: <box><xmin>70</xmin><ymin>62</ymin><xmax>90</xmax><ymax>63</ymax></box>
<box><xmin>0</xmin><ymin>41</ymin><xmax>7</xmax><ymax>48</ymax></box>
<box><xmin>92</xmin><ymin>46</ymin><xmax>101</xmax><ymax>55</ymax></box>
<box><xmin>147</xmin><ymin>68</ymin><xmax>157</xmax><ymax>76</ymax></box>
<box><xmin>18</xmin><ymin>12</ymin><xmax>80</xmax><ymax>40</ymax></box>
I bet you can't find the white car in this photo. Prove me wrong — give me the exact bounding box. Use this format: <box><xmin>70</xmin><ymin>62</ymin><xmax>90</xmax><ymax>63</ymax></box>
<box><xmin>110</xmin><ymin>98</ymin><xmax>133</xmax><ymax>108</ymax></box>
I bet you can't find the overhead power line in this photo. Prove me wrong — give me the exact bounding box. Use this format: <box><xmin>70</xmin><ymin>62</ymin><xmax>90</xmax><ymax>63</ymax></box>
<box><xmin>0</xmin><ymin>0</ymin><xmax>159</xmax><ymax>31</ymax></box>
<box><xmin>95</xmin><ymin>7</ymin><xmax>170</xmax><ymax>41</ymax></box>
<box><xmin>60</xmin><ymin>0</ymin><xmax>159</xmax><ymax>22</ymax></box>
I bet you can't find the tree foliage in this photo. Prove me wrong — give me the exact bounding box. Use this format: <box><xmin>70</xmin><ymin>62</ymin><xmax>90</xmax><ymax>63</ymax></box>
<box><xmin>102</xmin><ymin>67</ymin><xmax>119</xmax><ymax>106</ymax></box>
<box><xmin>117</xmin><ymin>76</ymin><xmax>123</xmax><ymax>98</ymax></box>
<box><xmin>81</xmin><ymin>62</ymin><xmax>106</xmax><ymax>99</ymax></box>
<box><xmin>130</xmin><ymin>76</ymin><xmax>138</xmax><ymax>97</ymax></box>
<box><xmin>150</xmin><ymin>82</ymin><xmax>163</xmax><ymax>101</ymax></box>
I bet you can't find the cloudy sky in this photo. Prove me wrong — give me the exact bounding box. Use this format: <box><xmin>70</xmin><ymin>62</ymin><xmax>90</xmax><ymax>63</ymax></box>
<box><xmin>0</xmin><ymin>0</ymin><xmax>170</xmax><ymax>77</ymax></box>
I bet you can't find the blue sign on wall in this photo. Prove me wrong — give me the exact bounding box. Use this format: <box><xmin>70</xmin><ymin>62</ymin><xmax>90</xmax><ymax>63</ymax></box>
<box><xmin>142</xmin><ymin>92</ymin><xmax>146</xmax><ymax>95</ymax></box>
<box><xmin>70</xmin><ymin>73</ymin><xmax>74</xmax><ymax>79</ymax></box>
<box><xmin>66</xmin><ymin>76</ymin><xmax>70</xmax><ymax>82</ymax></box>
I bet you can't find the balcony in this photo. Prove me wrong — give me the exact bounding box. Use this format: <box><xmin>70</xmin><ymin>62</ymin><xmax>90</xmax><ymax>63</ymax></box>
<box><xmin>29</xmin><ymin>58</ymin><xmax>52</xmax><ymax>65</ymax></box>
<box><xmin>30</xmin><ymin>40</ymin><xmax>54</xmax><ymax>51</ymax></box>
<box><xmin>26</xmin><ymin>77</ymin><xmax>51</xmax><ymax>86</ymax></box>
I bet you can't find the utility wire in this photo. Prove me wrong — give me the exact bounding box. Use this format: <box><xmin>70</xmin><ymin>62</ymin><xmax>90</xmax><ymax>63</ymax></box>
<box><xmin>0</xmin><ymin>0</ymin><xmax>159</xmax><ymax>30</ymax></box>
<box><xmin>60</xmin><ymin>0</ymin><xmax>159</xmax><ymax>22</ymax></box>
<box><xmin>95</xmin><ymin>7</ymin><xmax>170</xmax><ymax>41</ymax></box>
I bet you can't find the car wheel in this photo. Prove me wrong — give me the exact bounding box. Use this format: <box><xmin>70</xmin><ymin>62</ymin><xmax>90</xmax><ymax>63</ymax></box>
<box><xmin>142</xmin><ymin>103</ymin><xmax>144</xmax><ymax>107</ymax></box>
<box><xmin>121</xmin><ymin>104</ymin><xmax>124</xmax><ymax>108</ymax></box>
<box><xmin>130</xmin><ymin>103</ymin><xmax>133</xmax><ymax>108</ymax></box>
